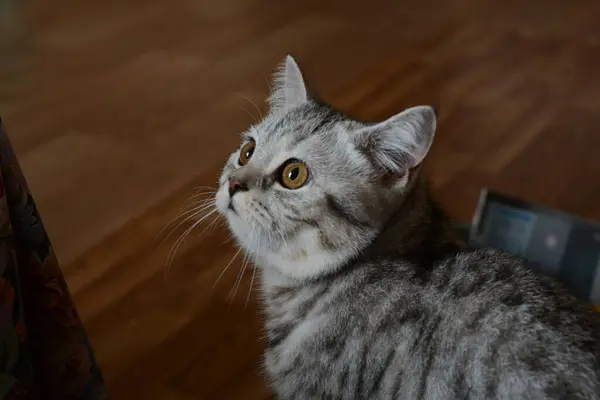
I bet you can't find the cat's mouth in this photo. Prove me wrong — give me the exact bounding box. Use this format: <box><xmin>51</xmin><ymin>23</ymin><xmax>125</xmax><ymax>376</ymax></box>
<box><xmin>228</xmin><ymin>201</ymin><xmax>237</xmax><ymax>214</ymax></box>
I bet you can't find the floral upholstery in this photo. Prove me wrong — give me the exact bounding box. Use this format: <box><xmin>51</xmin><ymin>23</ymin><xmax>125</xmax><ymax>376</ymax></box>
<box><xmin>0</xmin><ymin>118</ymin><xmax>107</xmax><ymax>399</ymax></box>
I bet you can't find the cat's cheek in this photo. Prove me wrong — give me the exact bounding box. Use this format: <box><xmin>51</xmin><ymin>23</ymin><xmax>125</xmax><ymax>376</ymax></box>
<box><xmin>215</xmin><ymin>187</ymin><xmax>230</xmax><ymax>214</ymax></box>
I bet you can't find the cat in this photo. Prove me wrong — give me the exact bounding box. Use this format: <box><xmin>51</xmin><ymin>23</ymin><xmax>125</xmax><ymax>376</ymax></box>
<box><xmin>214</xmin><ymin>55</ymin><xmax>600</xmax><ymax>399</ymax></box>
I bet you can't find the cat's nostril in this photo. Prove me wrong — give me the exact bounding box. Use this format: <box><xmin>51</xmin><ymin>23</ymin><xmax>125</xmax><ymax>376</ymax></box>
<box><xmin>228</xmin><ymin>177</ymin><xmax>246</xmax><ymax>196</ymax></box>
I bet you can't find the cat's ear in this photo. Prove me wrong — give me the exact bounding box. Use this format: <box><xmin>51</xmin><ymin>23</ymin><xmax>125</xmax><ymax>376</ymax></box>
<box><xmin>268</xmin><ymin>55</ymin><xmax>308</xmax><ymax>113</ymax></box>
<box><xmin>353</xmin><ymin>105</ymin><xmax>436</xmax><ymax>173</ymax></box>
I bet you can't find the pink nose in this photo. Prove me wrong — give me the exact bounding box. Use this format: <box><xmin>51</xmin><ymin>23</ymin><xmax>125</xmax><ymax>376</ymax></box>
<box><xmin>228</xmin><ymin>177</ymin><xmax>243</xmax><ymax>196</ymax></box>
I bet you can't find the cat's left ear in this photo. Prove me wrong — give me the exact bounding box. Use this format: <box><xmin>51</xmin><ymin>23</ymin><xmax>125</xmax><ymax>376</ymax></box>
<box><xmin>268</xmin><ymin>55</ymin><xmax>309</xmax><ymax>113</ymax></box>
<box><xmin>353</xmin><ymin>105</ymin><xmax>436</xmax><ymax>173</ymax></box>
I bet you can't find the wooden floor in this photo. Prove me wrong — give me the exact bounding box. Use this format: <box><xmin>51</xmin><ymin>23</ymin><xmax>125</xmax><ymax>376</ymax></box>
<box><xmin>2</xmin><ymin>0</ymin><xmax>600</xmax><ymax>398</ymax></box>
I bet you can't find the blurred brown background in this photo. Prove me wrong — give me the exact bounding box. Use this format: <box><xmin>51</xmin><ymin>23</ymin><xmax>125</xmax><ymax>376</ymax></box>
<box><xmin>1</xmin><ymin>0</ymin><xmax>600</xmax><ymax>398</ymax></box>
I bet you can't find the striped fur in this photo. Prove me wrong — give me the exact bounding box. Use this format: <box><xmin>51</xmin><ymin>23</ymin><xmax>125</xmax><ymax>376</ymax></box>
<box><xmin>215</xmin><ymin>56</ymin><xmax>600</xmax><ymax>399</ymax></box>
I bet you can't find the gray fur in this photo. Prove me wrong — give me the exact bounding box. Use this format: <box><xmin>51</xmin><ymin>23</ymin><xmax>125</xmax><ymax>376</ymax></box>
<box><xmin>215</xmin><ymin>55</ymin><xmax>600</xmax><ymax>399</ymax></box>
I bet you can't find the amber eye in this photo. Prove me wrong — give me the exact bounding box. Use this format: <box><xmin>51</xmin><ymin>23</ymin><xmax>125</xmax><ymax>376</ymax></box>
<box><xmin>280</xmin><ymin>160</ymin><xmax>309</xmax><ymax>189</ymax></box>
<box><xmin>238</xmin><ymin>140</ymin><xmax>256</xmax><ymax>166</ymax></box>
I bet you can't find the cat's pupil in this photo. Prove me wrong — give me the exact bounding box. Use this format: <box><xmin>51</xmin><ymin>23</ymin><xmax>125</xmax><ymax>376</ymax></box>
<box><xmin>288</xmin><ymin>167</ymin><xmax>299</xmax><ymax>181</ymax></box>
<box><xmin>245</xmin><ymin>148</ymin><xmax>254</xmax><ymax>159</ymax></box>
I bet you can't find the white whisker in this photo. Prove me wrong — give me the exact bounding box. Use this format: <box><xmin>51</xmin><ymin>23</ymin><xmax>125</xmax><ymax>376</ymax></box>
<box><xmin>264</xmin><ymin>74</ymin><xmax>273</xmax><ymax>93</ymax></box>
<box><xmin>180</xmin><ymin>192</ymin><xmax>217</xmax><ymax>211</ymax></box>
<box><xmin>278</xmin><ymin>229</ymin><xmax>289</xmax><ymax>253</ymax></box>
<box><xmin>245</xmin><ymin>264</ymin><xmax>258</xmax><ymax>310</ymax></box>
<box><xmin>239</xmin><ymin>93</ymin><xmax>264</xmax><ymax>121</ymax></box>
<box><xmin>194</xmin><ymin>212</ymin><xmax>222</xmax><ymax>239</ymax></box>
<box><xmin>164</xmin><ymin>208</ymin><xmax>218</xmax><ymax>279</ymax></box>
<box><xmin>192</xmin><ymin>185</ymin><xmax>218</xmax><ymax>194</ymax></box>
<box><xmin>228</xmin><ymin>251</ymin><xmax>249</xmax><ymax>304</ymax></box>
<box><xmin>245</xmin><ymin>232</ymin><xmax>261</xmax><ymax>310</ymax></box>
<box><xmin>156</xmin><ymin>192</ymin><xmax>216</xmax><ymax>242</ymax></box>
<box><xmin>156</xmin><ymin>201</ymin><xmax>216</xmax><ymax>250</ymax></box>
<box><xmin>212</xmin><ymin>246</ymin><xmax>243</xmax><ymax>294</ymax></box>
<box><xmin>228</xmin><ymin>222</ymin><xmax>257</xmax><ymax>304</ymax></box>
<box><xmin>237</xmin><ymin>107</ymin><xmax>259</xmax><ymax>124</ymax></box>
<box><xmin>221</xmin><ymin>233</ymin><xmax>235</xmax><ymax>246</ymax></box>
<box><xmin>164</xmin><ymin>218</ymin><xmax>204</xmax><ymax>280</ymax></box>
<box><xmin>167</xmin><ymin>200</ymin><xmax>215</xmax><ymax>231</ymax></box>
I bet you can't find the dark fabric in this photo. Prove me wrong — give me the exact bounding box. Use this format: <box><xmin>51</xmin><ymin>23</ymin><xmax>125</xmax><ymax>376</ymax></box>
<box><xmin>0</xmin><ymin>118</ymin><xmax>107</xmax><ymax>399</ymax></box>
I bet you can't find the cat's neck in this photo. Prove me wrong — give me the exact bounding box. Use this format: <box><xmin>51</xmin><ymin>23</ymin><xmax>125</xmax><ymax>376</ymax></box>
<box><xmin>363</xmin><ymin>175</ymin><xmax>464</xmax><ymax>266</ymax></box>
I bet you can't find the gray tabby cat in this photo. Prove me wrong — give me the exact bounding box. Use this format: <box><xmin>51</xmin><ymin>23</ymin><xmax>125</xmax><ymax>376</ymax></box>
<box><xmin>214</xmin><ymin>55</ymin><xmax>600</xmax><ymax>399</ymax></box>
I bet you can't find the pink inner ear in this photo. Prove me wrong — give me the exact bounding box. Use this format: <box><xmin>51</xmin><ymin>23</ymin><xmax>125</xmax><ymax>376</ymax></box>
<box><xmin>381</xmin><ymin>170</ymin><xmax>407</xmax><ymax>186</ymax></box>
<box><xmin>380</xmin><ymin>165</ymin><xmax>420</xmax><ymax>185</ymax></box>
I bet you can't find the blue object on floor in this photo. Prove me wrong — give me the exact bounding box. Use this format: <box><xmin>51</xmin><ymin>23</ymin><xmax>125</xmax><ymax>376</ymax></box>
<box><xmin>466</xmin><ymin>188</ymin><xmax>600</xmax><ymax>306</ymax></box>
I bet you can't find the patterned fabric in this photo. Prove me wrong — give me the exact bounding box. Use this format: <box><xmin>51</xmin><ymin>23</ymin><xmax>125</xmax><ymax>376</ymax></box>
<box><xmin>0</xmin><ymin>118</ymin><xmax>107</xmax><ymax>399</ymax></box>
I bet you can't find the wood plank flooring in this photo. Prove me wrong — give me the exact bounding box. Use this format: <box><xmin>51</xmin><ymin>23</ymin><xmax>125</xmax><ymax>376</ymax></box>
<box><xmin>2</xmin><ymin>0</ymin><xmax>600</xmax><ymax>398</ymax></box>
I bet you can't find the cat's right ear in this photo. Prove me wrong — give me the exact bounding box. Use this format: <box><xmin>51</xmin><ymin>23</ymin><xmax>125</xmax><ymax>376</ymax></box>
<box><xmin>268</xmin><ymin>55</ymin><xmax>309</xmax><ymax>113</ymax></box>
<box><xmin>352</xmin><ymin>105</ymin><xmax>437</xmax><ymax>174</ymax></box>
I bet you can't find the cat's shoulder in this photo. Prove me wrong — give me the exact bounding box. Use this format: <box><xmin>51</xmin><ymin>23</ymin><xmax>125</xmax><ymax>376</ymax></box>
<box><xmin>428</xmin><ymin>247</ymin><xmax>560</xmax><ymax>296</ymax></box>
<box><xmin>442</xmin><ymin>247</ymin><xmax>533</xmax><ymax>276</ymax></box>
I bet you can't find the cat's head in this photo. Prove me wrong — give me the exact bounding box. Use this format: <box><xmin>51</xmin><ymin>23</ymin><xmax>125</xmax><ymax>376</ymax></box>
<box><xmin>215</xmin><ymin>55</ymin><xmax>436</xmax><ymax>280</ymax></box>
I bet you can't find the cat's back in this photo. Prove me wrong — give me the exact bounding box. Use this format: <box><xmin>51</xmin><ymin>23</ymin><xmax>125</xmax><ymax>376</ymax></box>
<box><xmin>419</xmin><ymin>247</ymin><xmax>600</xmax><ymax>399</ymax></box>
<box><xmin>432</xmin><ymin>247</ymin><xmax>600</xmax><ymax>332</ymax></box>
<box><xmin>265</xmin><ymin>249</ymin><xmax>600</xmax><ymax>399</ymax></box>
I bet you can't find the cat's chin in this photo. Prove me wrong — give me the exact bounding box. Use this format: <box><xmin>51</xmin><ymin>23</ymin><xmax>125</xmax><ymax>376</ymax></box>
<box><xmin>225</xmin><ymin>214</ymin><xmax>251</xmax><ymax>243</ymax></box>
